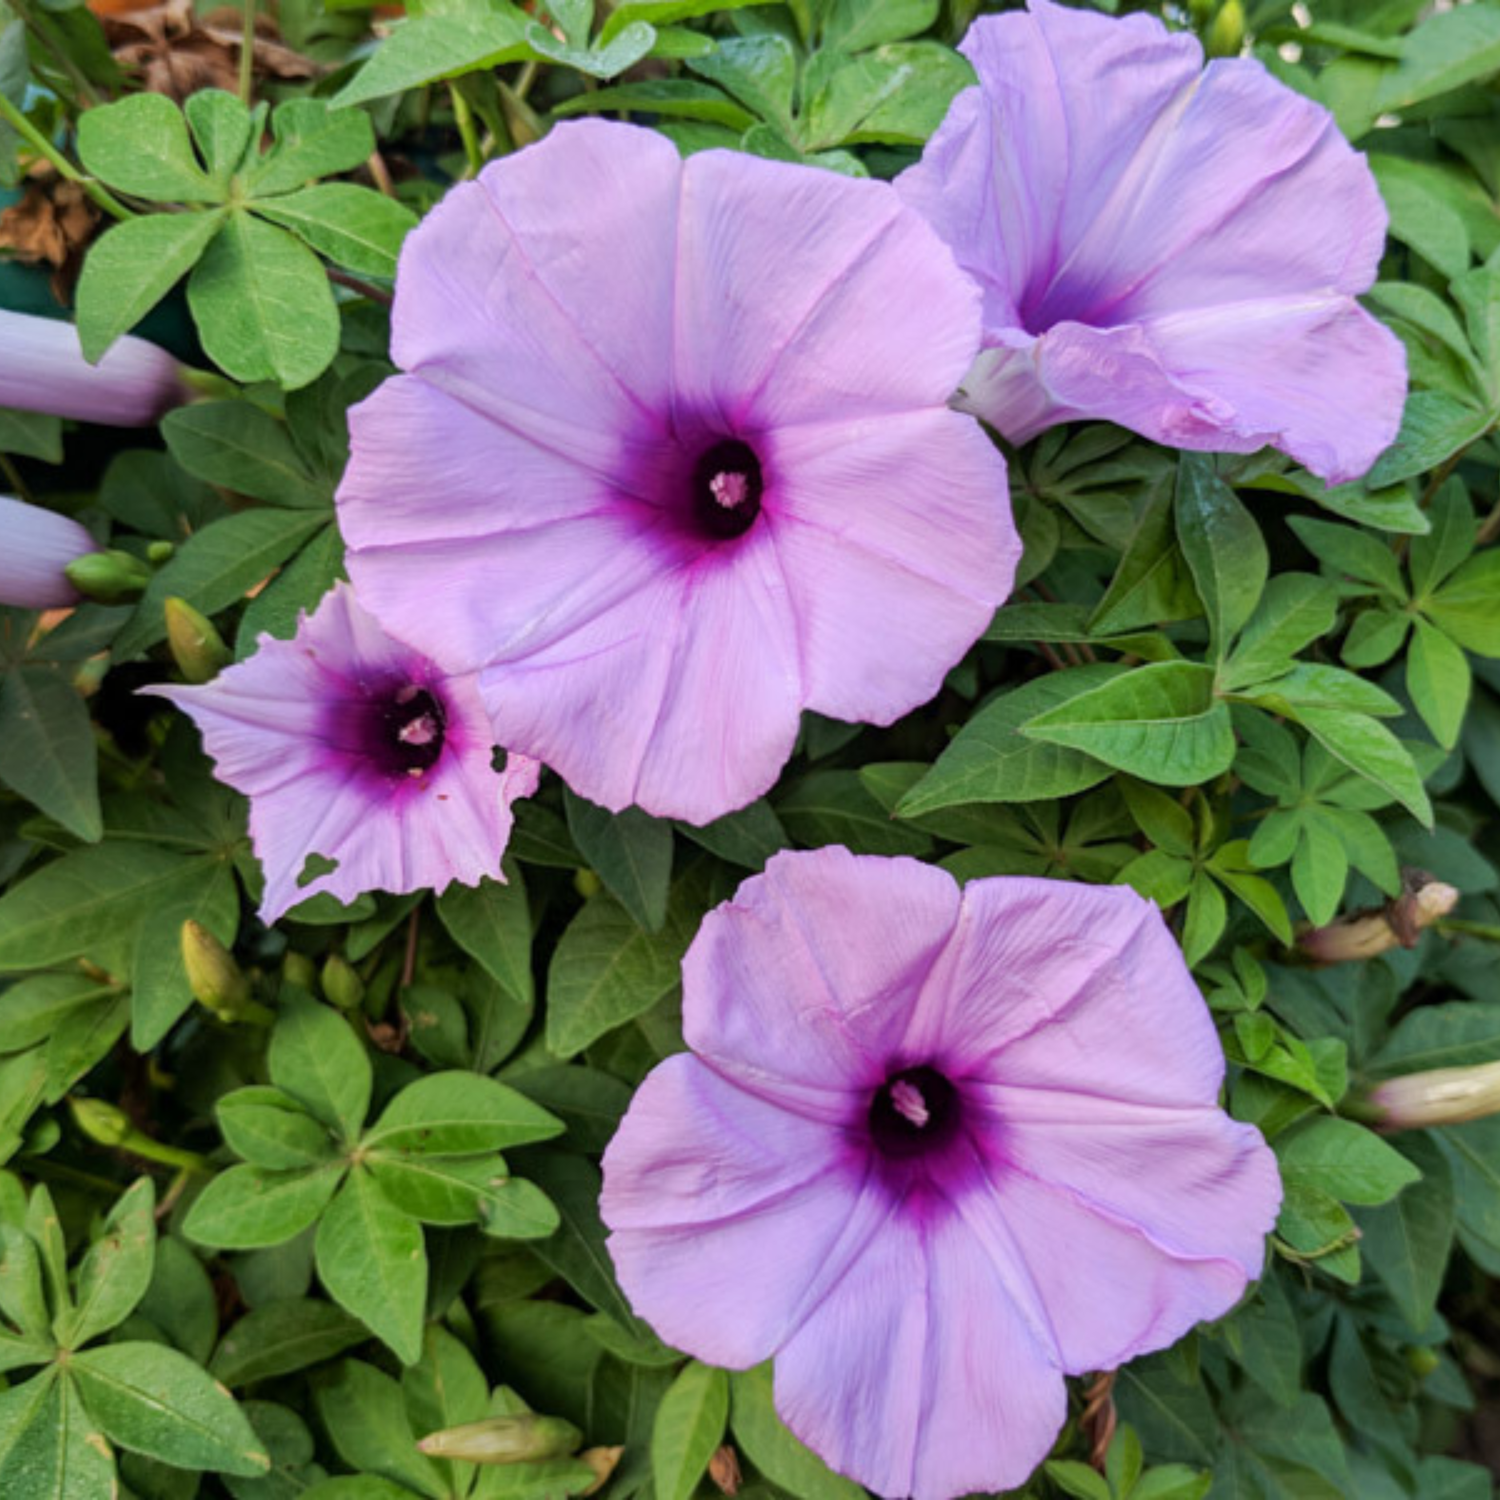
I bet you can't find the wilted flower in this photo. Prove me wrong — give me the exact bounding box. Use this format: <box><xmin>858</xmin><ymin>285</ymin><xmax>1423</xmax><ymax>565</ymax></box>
<box><xmin>896</xmin><ymin>0</ymin><xmax>1406</xmax><ymax>484</ymax></box>
<box><xmin>0</xmin><ymin>309</ymin><xmax>185</xmax><ymax>426</ymax></box>
<box><xmin>601</xmin><ymin>849</ymin><xmax>1280</xmax><ymax>1500</ymax></box>
<box><xmin>0</xmin><ymin>494</ymin><xmax>95</xmax><ymax>608</ymax></box>
<box><xmin>146</xmin><ymin>583</ymin><xmax>539</xmax><ymax>922</ymax></box>
<box><xmin>338</xmin><ymin>119</ymin><xmax>1017</xmax><ymax>825</ymax></box>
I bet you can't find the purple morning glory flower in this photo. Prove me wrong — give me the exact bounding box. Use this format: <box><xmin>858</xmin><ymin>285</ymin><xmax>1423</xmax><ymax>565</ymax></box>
<box><xmin>601</xmin><ymin>848</ymin><xmax>1281</xmax><ymax>1500</ymax></box>
<box><xmin>0</xmin><ymin>495</ymin><xmax>95</xmax><ymax>609</ymax></box>
<box><xmin>337</xmin><ymin>119</ymin><xmax>1018</xmax><ymax>826</ymax></box>
<box><xmin>0</xmin><ymin>310</ymin><xmax>185</xmax><ymax>427</ymax></box>
<box><xmin>148</xmin><ymin>583</ymin><xmax>539</xmax><ymax>923</ymax></box>
<box><xmin>896</xmin><ymin>0</ymin><xmax>1407</xmax><ymax>484</ymax></box>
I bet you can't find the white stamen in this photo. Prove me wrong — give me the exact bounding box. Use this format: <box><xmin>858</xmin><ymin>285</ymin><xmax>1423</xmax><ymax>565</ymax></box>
<box><xmin>709</xmin><ymin>470</ymin><xmax>749</xmax><ymax>510</ymax></box>
<box><xmin>890</xmin><ymin>1079</ymin><xmax>929</xmax><ymax>1128</ymax></box>
<box><xmin>399</xmin><ymin>713</ymin><xmax>439</xmax><ymax>747</ymax></box>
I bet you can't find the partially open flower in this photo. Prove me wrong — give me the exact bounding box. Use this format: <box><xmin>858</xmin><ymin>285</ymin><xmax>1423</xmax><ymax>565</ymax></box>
<box><xmin>601</xmin><ymin>849</ymin><xmax>1280</xmax><ymax>1500</ymax></box>
<box><xmin>0</xmin><ymin>494</ymin><xmax>95</xmax><ymax>608</ymax></box>
<box><xmin>0</xmin><ymin>309</ymin><xmax>185</xmax><ymax>426</ymax></box>
<box><xmin>896</xmin><ymin>0</ymin><xmax>1406</xmax><ymax>484</ymax></box>
<box><xmin>338</xmin><ymin>119</ymin><xmax>1017</xmax><ymax>825</ymax></box>
<box><xmin>145</xmin><ymin>583</ymin><xmax>540</xmax><ymax>922</ymax></box>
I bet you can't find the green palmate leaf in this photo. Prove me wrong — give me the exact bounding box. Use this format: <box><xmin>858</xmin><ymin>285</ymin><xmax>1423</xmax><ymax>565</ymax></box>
<box><xmin>1357</xmin><ymin>1134</ymin><xmax>1455</xmax><ymax>1334</ymax></box>
<box><xmin>315</xmin><ymin>1359</ymin><xmax>444</xmax><ymax>1499</ymax></box>
<box><xmin>1089</xmin><ymin>489</ymin><xmax>1199</xmax><ymax>633</ymax></box>
<box><xmin>565</xmin><ymin>791</ymin><xmax>673</xmax><ymax>932</ymax></box>
<box><xmin>1290</xmin><ymin>815</ymin><xmax>1348</xmax><ymax>926</ymax></box>
<box><xmin>77</xmin><ymin>92</ymin><xmax>217</xmax><ymax>202</ymax></box>
<box><xmin>71</xmin><ymin>1342</ymin><xmax>269</xmax><ymax>1476</ymax></box>
<box><xmin>210</xmin><ymin>1298</ymin><xmax>367</xmax><ymax>1387</ymax></box>
<box><xmin>0</xmin><ymin>1223</ymin><xmax>50</xmax><ymax>1340</ymax></box>
<box><xmin>187</xmin><ymin>213</ymin><xmax>340</xmax><ymax>390</ymax></box>
<box><xmin>1374</xmin><ymin>1</ymin><xmax>1500</xmax><ymax>109</ymax></box>
<box><xmin>247</xmin><ymin>99</ymin><xmax>376</xmax><ymax>197</ymax></box>
<box><xmin>1022</xmin><ymin>662</ymin><xmax>1234</xmax><ymax>786</ymax></box>
<box><xmin>365</xmin><ymin>1072</ymin><xmax>562</xmax><ymax>1156</ymax></box>
<box><xmin>523</xmin><ymin>18</ymin><xmax>656</xmax><ymax>77</ymax></box>
<box><xmin>128</xmin><ymin>859</ymin><xmax>240</xmax><ymax>1049</ymax></box>
<box><xmin>801</xmin><ymin>42</ymin><xmax>972</xmax><ymax>149</ymax></box>
<box><xmin>521</xmin><ymin>1149</ymin><xmax>636</xmax><ymax>1327</ymax></box>
<box><xmin>331</xmin><ymin>10</ymin><xmax>536</xmax><ymax>107</ymax></box>
<box><xmin>1409</xmin><ymin>479</ymin><xmax>1476</xmax><ymax>600</ymax></box>
<box><xmin>184</xmin><ymin>89</ymin><xmax>253</xmax><ymax>185</ymax></box>
<box><xmin>114</xmin><ymin>507</ymin><xmax>325</xmax><ymax>657</ymax></box>
<box><xmin>1045</xmin><ymin>1460</ymin><xmax>1111</xmax><ymax>1500</ymax></box>
<box><xmin>235</xmin><ymin>522</ymin><xmax>344</xmax><ymax>650</ymax></box>
<box><xmin>678</xmin><ymin>798</ymin><xmax>789</xmax><ymax>868</ymax></box>
<box><xmin>0</xmin><ymin>844</ymin><xmax>214</xmax><ymax>977</ymax></box>
<box><xmin>1234</xmin><ymin>663</ymin><xmax>1401</xmax><ymax>718</ymax></box>
<box><xmin>253</xmin><ymin>184</ymin><xmax>418</xmax><ymax>279</ymax></box>
<box><xmin>601</xmin><ymin>0</ymin><xmax>774</xmax><ymax>44</ymax></box>
<box><xmin>1407</xmin><ymin>617</ymin><xmax>1471</xmax><ymax>749</ymax></box>
<box><xmin>1373</xmin><ymin>1000</ymin><xmax>1500</xmax><ymax>1073</ymax></box>
<box><xmin>730</xmin><ymin>1365</ymin><xmax>865</xmax><ymax>1500</ymax></box>
<box><xmin>162</xmin><ymin>401</ymin><xmax>329</xmax><ymax>510</ymax></box>
<box><xmin>314</xmin><ymin>1168</ymin><xmax>426</xmax><ymax>1365</ymax></box>
<box><xmin>545</xmin><ymin>882</ymin><xmax>700</xmax><ymax>1057</ymax></box>
<box><xmin>653</xmin><ymin>1362</ymin><xmax>729</xmax><ymax>1500</ymax></box>
<box><xmin>1277</xmin><ymin>1117</ymin><xmax>1421</xmax><ymax>1207</ymax></box>
<box><xmin>819</xmin><ymin>0</ymin><xmax>935</xmax><ymax>48</ymax></box>
<box><xmin>1222</xmin><ymin>574</ymin><xmax>1340</xmax><ymax>691</ymax></box>
<box><xmin>553</xmin><ymin>78</ymin><xmax>756</xmax><ymax>129</ymax></box>
<box><xmin>1173</xmin><ymin>456</ymin><xmax>1267</xmax><ymax>653</ymax></box>
<box><xmin>75</xmin><ymin>210</ymin><xmax>224</xmax><ymax>363</ymax></box>
<box><xmin>435</xmin><ymin>871</ymin><xmax>533</xmax><ymax>1013</ymax></box>
<box><xmin>0</xmin><ymin>1371</ymin><xmax>115</xmax><ymax>1500</ymax></box>
<box><xmin>1424</xmin><ymin>548</ymin><xmax>1500</xmax><ymax>654</ymax></box>
<box><xmin>59</xmin><ymin>1178</ymin><xmax>155</xmax><ymax>1351</ymax></box>
<box><xmin>0</xmin><ymin>409</ymin><xmax>62</xmax><ymax>463</ymax></box>
<box><xmin>184</xmin><ymin>1163</ymin><xmax>344</xmax><ymax>1250</ymax></box>
<box><xmin>1365</xmin><ymin>390</ymin><xmax>1494</xmax><ymax>488</ymax></box>
<box><xmin>268</xmin><ymin>999</ymin><xmax>371</xmax><ymax>1142</ymax></box>
<box><xmin>366</xmin><ymin>1153</ymin><xmax>547</xmax><ymax>1231</ymax></box>
<box><xmin>1182</xmin><ymin>873</ymin><xmax>1227</xmax><ymax>966</ymax></box>
<box><xmin>1370</xmin><ymin>155</ymin><xmax>1471</xmax><ymax>279</ymax></box>
<box><xmin>1341</xmin><ymin>606</ymin><xmax>1409</xmax><ymax>668</ymax></box>
<box><xmin>1294</xmin><ymin>707</ymin><xmax>1432</xmax><ymax>825</ymax></box>
<box><xmin>0</xmin><ymin>665</ymin><xmax>101</xmax><ymax>841</ymax></box>
<box><xmin>216</xmin><ymin>1087</ymin><xmax>335</xmax><ymax>1171</ymax></box>
<box><xmin>686</xmin><ymin>35</ymin><xmax>797</xmax><ymax>134</ymax></box>
<box><xmin>133</xmin><ymin>1238</ymin><xmax>216</xmax><ymax>1364</ymax></box>
<box><xmin>1287</xmin><ymin>515</ymin><xmax>1405</xmax><ymax>598</ymax></box>
<box><xmin>897</xmin><ymin>666</ymin><xmax>1121</xmax><ymax>813</ymax></box>
<box><xmin>778</xmin><ymin>770</ymin><xmax>933</xmax><ymax>854</ymax></box>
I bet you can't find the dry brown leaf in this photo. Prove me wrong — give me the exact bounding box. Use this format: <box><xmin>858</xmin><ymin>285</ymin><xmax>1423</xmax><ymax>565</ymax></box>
<box><xmin>0</xmin><ymin>166</ymin><xmax>101</xmax><ymax>299</ymax></box>
<box><xmin>103</xmin><ymin>0</ymin><xmax>319</xmax><ymax>101</ymax></box>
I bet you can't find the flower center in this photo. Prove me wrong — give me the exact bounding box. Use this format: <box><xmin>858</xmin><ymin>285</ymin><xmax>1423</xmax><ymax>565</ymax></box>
<box><xmin>377</xmin><ymin>684</ymin><xmax>446</xmax><ymax>777</ymax></box>
<box><xmin>691</xmin><ymin>438</ymin><xmax>763</xmax><ymax>542</ymax></box>
<box><xmin>868</xmin><ymin>1066</ymin><xmax>961</xmax><ymax>1159</ymax></box>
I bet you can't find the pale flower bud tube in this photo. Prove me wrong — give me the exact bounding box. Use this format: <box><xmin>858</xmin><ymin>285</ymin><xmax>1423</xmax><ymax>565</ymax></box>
<box><xmin>1369</xmin><ymin>1062</ymin><xmax>1500</xmax><ymax>1130</ymax></box>
<box><xmin>0</xmin><ymin>494</ymin><xmax>95</xmax><ymax>608</ymax></box>
<box><xmin>0</xmin><ymin>309</ymin><xmax>185</xmax><ymax>426</ymax></box>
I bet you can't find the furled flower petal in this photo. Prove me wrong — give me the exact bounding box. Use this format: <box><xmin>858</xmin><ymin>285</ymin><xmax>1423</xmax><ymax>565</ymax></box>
<box><xmin>896</xmin><ymin>0</ymin><xmax>1406</xmax><ymax>483</ymax></box>
<box><xmin>0</xmin><ymin>495</ymin><xmax>94</xmax><ymax>608</ymax></box>
<box><xmin>602</xmin><ymin>850</ymin><xmax>1280</xmax><ymax>1500</ymax></box>
<box><xmin>0</xmin><ymin>310</ymin><xmax>185</xmax><ymax>427</ymax></box>
<box><xmin>340</xmin><ymin>119</ymin><xmax>1016</xmax><ymax>824</ymax></box>
<box><xmin>144</xmin><ymin>583</ymin><xmax>538</xmax><ymax>922</ymax></box>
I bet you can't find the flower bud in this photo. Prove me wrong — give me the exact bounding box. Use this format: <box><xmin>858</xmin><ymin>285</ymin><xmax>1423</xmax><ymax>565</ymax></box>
<box><xmin>321</xmin><ymin>953</ymin><xmax>364</xmax><ymax>1011</ymax></box>
<box><xmin>282</xmin><ymin>951</ymin><xmax>318</xmax><ymax>991</ymax></box>
<box><xmin>417</xmin><ymin>1415</ymin><xmax>583</xmax><ymax>1464</ymax></box>
<box><xmin>64</xmin><ymin>548</ymin><xmax>151</xmax><ymax>604</ymax></box>
<box><xmin>0</xmin><ymin>495</ymin><xmax>95</xmax><ymax>609</ymax></box>
<box><xmin>69</xmin><ymin>1096</ymin><xmax>132</xmax><ymax>1148</ymax></box>
<box><xmin>181</xmin><ymin>920</ymin><xmax>250</xmax><ymax>1020</ymax></box>
<box><xmin>1367</xmin><ymin>1061</ymin><xmax>1500</xmax><ymax>1131</ymax></box>
<box><xmin>0</xmin><ymin>309</ymin><xmax>185</xmax><ymax>427</ymax></box>
<box><xmin>147</xmin><ymin>540</ymin><xmax>176</xmax><ymax>564</ymax></box>
<box><xmin>165</xmin><ymin>596</ymin><xmax>232</xmax><ymax>684</ymax></box>
<box><xmin>1298</xmin><ymin>877</ymin><xmax>1458</xmax><ymax>964</ymax></box>
<box><xmin>1207</xmin><ymin>0</ymin><xmax>1245</xmax><ymax>57</ymax></box>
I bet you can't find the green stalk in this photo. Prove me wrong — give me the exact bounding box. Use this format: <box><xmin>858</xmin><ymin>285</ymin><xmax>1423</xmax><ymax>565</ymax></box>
<box><xmin>0</xmin><ymin>93</ymin><xmax>133</xmax><ymax>221</ymax></box>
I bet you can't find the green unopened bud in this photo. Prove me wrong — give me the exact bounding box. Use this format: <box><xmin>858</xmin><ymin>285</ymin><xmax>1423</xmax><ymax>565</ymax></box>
<box><xmin>69</xmin><ymin>1096</ymin><xmax>133</xmax><ymax>1148</ymax></box>
<box><xmin>1368</xmin><ymin>1060</ymin><xmax>1500</xmax><ymax>1131</ymax></box>
<box><xmin>282</xmin><ymin>951</ymin><xmax>317</xmax><ymax>991</ymax></box>
<box><xmin>147</xmin><ymin>540</ymin><xmax>175</xmax><ymax>564</ymax></box>
<box><xmin>165</xmin><ymin>596</ymin><xmax>232</xmax><ymax>684</ymax></box>
<box><xmin>1405</xmin><ymin>1346</ymin><xmax>1440</xmax><ymax>1378</ymax></box>
<box><xmin>579</xmin><ymin>1447</ymin><xmax>624</xmax><ymax>1495</ymax></box>
<box><xmin>322</xmin><ymin>953</ymin><xmax>364</xmax><ymax>1011</ymax></box>
<box><xmin>1207</xmin><ymin>0</ymin><xmax>1245</xmax><ymax>57</ymax></box>
<box><xmin>182</xmin><ymin>919</ymin><xmax>250</xmax><ymax>1020</ymax></box>
<box><xmin>574</xmin><ymin>869</ymin><xmax>602</xmax><ymax>900</ymax></box>
<box><xmin>418</xmin><ymin>1415</ymin><xmax>582</xmax><ymax>1464</ymax></box>
<box><xmin>64</xmin><ymin>548</ymin><xmax>152</xmax><ymax>603</ymax></box>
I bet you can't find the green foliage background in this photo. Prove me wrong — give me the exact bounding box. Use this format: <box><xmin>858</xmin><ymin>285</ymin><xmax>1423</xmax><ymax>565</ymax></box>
<box><xmin>3</xmin><ymin>0</ymin><xmax>1500</xmax><ymax>1497</ymax></box>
